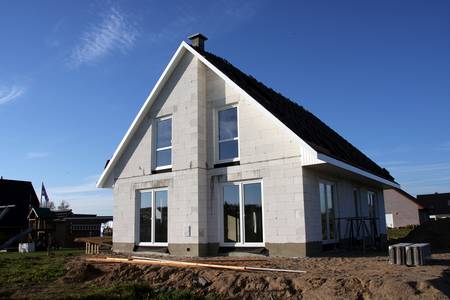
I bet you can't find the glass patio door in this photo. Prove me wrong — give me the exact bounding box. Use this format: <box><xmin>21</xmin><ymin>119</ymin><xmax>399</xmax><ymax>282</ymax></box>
<box><xmin>138</xmin><ymin>189</ymin><xmax>168</xmax><ymax>245</ymax></box>
<box><xmin>320</xmin><ymin>181</ymin><xmax>336</xmax><ymax>243</ymax></box>
<box><xmin>222</xmin><ymin>181</ymin><xmax>263</xmax><ymax>246</ymax></box>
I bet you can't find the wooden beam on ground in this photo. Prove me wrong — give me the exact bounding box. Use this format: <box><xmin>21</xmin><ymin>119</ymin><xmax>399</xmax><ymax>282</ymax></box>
<box><xmin>85</xmin><ymin>256</ymin><xmax>306</xmax><ymax>274</ymax></box>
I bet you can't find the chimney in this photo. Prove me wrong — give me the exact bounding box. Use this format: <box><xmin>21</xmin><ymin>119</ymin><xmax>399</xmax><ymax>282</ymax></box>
<box><xmin>188</xmin><ymin>33</ymin><xmax>208</xmax><ymax>51</ymax></box>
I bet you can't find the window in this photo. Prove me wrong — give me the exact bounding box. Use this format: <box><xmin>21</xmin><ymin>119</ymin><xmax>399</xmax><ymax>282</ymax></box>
<box><xmin>155</xmin><ymin>117</ymin><xmax>172</xmax><ymax>169</ymax></box>
<box><xmin>367</xmin><ymin>191</ymin><xmax>377</xmax><ymax>218</ymax></box>
<box><xmin>217</xmin><ymin>106</ymin><xmax>239</xmax><ymax>162</ymax></box>
<box><xmin>319</xmin><ymin>181</ymin><xmax>336</xmax><ymax>242</ymax></box>
<box><xmin>222</xmin><ymin>181</ymin><xmax>263</xmax><ymax>245</ymax></box>
<box><xmin>353</xmin><ymin>188</ymin><xmax>361</xmax><ymax>217</ymax></box>
<box><xmin>138</xmin><ymin>189</ymin><xmax>168</xmax><ymax>245</ymax></box>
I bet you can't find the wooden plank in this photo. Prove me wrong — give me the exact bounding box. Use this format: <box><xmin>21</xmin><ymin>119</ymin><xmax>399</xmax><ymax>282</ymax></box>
<box><xmin>86</xmin><ymin>256</ymin><xmax>306</xmax><ymax>274</ymax></box>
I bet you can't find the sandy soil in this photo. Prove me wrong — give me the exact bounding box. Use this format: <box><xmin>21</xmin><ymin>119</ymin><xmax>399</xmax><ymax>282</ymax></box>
<box><xmin>57</xmin><ymin>251</ymin><xmax>450</xmax><ymax>299</ymax></box>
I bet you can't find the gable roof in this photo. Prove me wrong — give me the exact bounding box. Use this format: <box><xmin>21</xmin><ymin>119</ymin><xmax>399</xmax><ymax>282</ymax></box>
<box><xmin>97</xmin><ymin>41</ymin><xmax>396</xmax><ymax>188</ymax></box>
<box><xmin>28</xmin><ymin>207</ymin><xmax>56</xmax><ymax>220</ymax></box>
<box><xmin>387</xmin><ymin>188</ymin><xmax>423</xmax><ymax>209</ymax></box>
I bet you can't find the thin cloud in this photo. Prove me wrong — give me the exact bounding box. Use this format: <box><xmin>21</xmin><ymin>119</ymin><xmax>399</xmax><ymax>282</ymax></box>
<box><xmin>70</xmin><ymin>7</ymin><xmax>138</xmax><ymax>67</ymax></box>
<box><xmin>26</xmin><ymin>152</ymin><xmax>50</xmax><ymax>159</ymax></box>
<box><xmin>48</xmin><ymin>175</ymin><xmax>112</xmax><ymax>215</ymax></box>
<box><xmin>51</xmin><ymin>176</ymin><xmax>99</xmax><ymax>194</ymax></box>
<box><xmin>436</xmin><ymin>142</ymin><xmax>450</xmax><ymax>152</ymax></box>
<box><xmin>0</xmin><ymin>85</ymin><xmax>25</xmax><ymax>105</ymax></box>
<box><xmin>389</xmin><ymin>162</ymin><xmax>450</xmax><ymax>173</ymax></box>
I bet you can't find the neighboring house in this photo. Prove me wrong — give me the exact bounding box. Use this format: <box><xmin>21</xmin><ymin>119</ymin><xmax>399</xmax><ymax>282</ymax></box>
<box><xmin>0</xmin><ymin>178</ymin><xmax>39</xmax><ymax>245</ymax></box>
<box><xmin>28</xmin><ymin>207</ymin><xmax>112</xmax><ymax>248</ymax></box>
<box><xmin>384</xmin><ymin>188</ymin><xmax>423</xmax><ymax>228</ymax></box>
<box><xmin>416</xmin><ymin>192</ymin><xmax>450</xmax><ymax>220</ymax></box>
<box><xmin>97</xmin><ymin>34</ymin><xmax>399</xmax><ymax>257</ymax></box>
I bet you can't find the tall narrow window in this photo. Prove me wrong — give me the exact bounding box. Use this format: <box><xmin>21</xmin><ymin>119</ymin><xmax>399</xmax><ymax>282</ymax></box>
<box><xmin>368</xmin><ymin>191</ymin><xmax>377</xmax><ymax>218</ymax></box>
<box><xmin>218</xmin><ymin>106</ymin><xmax>239</xmax><ymax>161</ymax></box>
<box><xmin>353</xmin><ymin>188</ymin><xmax>361</xmax><ymax>217</ymax></box>
<box><xmin>139</xmin><ymin>191</ymin><xmax>152</xmax><ymax>243</ymax></box>
<box><xmin>155</xmin><ymin>117</ymin><xmax>172</xmax><ymax>169</ymax></box>
<box><xmin>223</xmin><ymin>185</ymin><xmax>240</xmax><ymax>243</ymax></box>
<box><xmin>222</xmin><ymin>181</ymin><xmax>263</xmax><ymax>245</ymax></box>
<box><xmin>319</xmin><ymin>181</ymin><xmax>336</xmax><ymax>242</ymax></box>
<box><xmin>243</xmin><ymin>183</ymin><xmax>263</xmax><ymax>243</ymax></box>
<box><xmin>138</xmin><ymin>189</ymin><xmax>168</xmax><ymax>245</ymax></box>
<box><xmin>154</xmin><ymin>190</ymin><xmax>168</xmax><ymax>243</ymax></box>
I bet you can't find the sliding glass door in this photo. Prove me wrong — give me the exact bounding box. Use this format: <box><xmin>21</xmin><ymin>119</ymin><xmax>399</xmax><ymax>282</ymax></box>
<box><xmin>222</xmin><ymin>181</ymin><xmax>263</xmax><ymax>246</ymax></box>
<box><xmin>138</xmin><ymin>189</ymin><xmax>168</xmax><ymax>245</ymax></box>
<box><xmin>319</xmin><ymin>181</ymin><xmax>336</xmax><ymax>243</ymax></box>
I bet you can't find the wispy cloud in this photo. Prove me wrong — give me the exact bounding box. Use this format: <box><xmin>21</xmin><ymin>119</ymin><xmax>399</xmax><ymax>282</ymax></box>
<box><xmin>49</xmin><ymin>175</ymin><xmax>112</xmax><ymax>215</ymax></box>
<box><xmin>388</xmin><ymin>162</ymin><xmax>450</xmax><ymax>173</ymax></box>
<box><xmin>70</xmin><ymin>7</ymin><xmax>138</xmax><ymax>67</ymax></box>
<box><xmin>0</xmin><ymin>85</ymin><xmax>25</xmax><ymax>105</ymax></box>
<box><xmin>436</xmin><ymin>142</ymin><xmax>450</xmax><ymax>152</ymax></box>
<box><xmin>26</xmin><ymin>152</ymin><xmax>50</xmax><ymax>159</ymax></box>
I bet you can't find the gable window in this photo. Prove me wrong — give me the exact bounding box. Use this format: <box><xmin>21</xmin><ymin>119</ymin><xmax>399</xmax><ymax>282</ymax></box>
<box><xmin>155</xmin><ymin>116</ymin><xmax>172</xmax><ymax>169</ymax></box>
<box><xmin>217</xmin><ymin>106</ymin><xmax>239</xmax><ymax>162</ymax></box>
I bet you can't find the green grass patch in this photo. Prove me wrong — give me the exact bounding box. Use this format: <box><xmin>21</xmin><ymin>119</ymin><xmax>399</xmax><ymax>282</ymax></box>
<box><xmin>0</xmin><ymin>249</ymin><xmax>83</xmax><ymax>287</ymax></box>
<box><xmin>387</xmin><ymin>225</ymin><xmax>416</xmax><ymax>240</ymax></box>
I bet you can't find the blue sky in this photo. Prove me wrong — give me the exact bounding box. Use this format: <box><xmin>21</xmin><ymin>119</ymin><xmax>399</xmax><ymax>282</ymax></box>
<box><xmin>0</xmin><ymin>0</ymin><xmax>449</xmax><ymax>215</ymax></box>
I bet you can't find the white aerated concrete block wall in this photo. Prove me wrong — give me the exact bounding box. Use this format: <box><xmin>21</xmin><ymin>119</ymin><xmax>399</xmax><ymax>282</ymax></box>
<box><xmin>204</xmin><ymin>67</ymin><xmax>307</xmax><ymax>245</ymax></box>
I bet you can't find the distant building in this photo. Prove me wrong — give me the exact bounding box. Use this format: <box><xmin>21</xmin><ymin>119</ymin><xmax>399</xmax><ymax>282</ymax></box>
<box><xmin>384</xmin><ymin>188</ymin><xmax>424</xmax><ymax>228</ymax></box>
<box><xmin>416</xmin><ymin>192</ymin><xmax>450</xmax><ymax>220</ymax></box>
<box><xmin>28</xmin><ymin>208</ymin><xmax>112</xmax><ymax>248</ymax></box>
<box><xmin>0</xmin><ymin>178</ymin><xmax>39</xmax><ymax>246</ymax></box>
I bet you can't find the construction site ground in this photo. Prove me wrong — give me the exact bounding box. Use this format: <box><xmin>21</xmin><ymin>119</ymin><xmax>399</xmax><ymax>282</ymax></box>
<box><xmin>1</xmin><ymin>249</ymin><xmax>450</xmax><ymax>299</ymax></box>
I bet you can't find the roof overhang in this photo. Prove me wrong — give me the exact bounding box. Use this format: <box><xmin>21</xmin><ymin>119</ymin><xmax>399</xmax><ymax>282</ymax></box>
<box><xmin>304</xmin><ymin>153</ymin><xmax>399</xmax><ymax>188</ymax></box>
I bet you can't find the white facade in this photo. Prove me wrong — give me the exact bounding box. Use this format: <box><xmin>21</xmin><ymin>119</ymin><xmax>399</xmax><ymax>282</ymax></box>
<box><xmin>98</xmin><ymin>41</ymin><xmax>397</xmax><ymax>256</ymax></box>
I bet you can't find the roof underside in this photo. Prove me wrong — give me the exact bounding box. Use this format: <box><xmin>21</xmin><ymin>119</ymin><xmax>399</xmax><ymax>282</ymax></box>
<box><xmin>192</xmin><ymin>46</ymin><xmax>395</xmax><ymax>182</ymax></box>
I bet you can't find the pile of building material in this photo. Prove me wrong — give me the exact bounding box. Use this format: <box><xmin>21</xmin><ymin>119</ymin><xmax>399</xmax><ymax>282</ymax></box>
<box><xmin>18</xmin><ymin>242</ymin><xmax>35</xmax><ymax>253</ymax></box>
<box><xmin>389</xmin><ymin>243</ymin><xmax>431</xmax><ymax>266</ymax></box>
<box><xmin>74</xmin><ymin>237</ymin><xmax>112</xmax><ymax>254</ymax></box>
<box><xmin>86</xmin><ymin>256</ymin><xmax>307</xmax><ymax>274</ymax></box>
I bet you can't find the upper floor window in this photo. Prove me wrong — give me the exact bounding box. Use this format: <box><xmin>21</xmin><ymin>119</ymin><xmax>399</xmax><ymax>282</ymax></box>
<box><xmin>155</xmin><ymin>116</ymin><xmax>172</xmax><ymax>169</ymax></box>
<box><xmin>218</xmin><ymin>106</ymin><xmax>239</xmax><ymax>162</ymax></box>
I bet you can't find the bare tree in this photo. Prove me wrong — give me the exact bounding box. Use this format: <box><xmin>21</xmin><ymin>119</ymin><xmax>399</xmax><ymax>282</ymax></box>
<box><xmin>57</xmin><ymin>200</ymin><xmax>70</xmax><ymax>210</ymax></box>
<box><xmin>42</xmin><ymin>201</ymin><xmax>55</xmax><ymax>209</ymax></box>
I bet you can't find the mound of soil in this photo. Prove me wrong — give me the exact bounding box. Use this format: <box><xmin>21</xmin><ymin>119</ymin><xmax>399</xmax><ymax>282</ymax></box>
<box><xmin>58</xmin><ymin>253</ymin><xmax>450</xmax><ymax>299</ymax></box>
<box><xmin>405</xmin><ymin>219</ymin><xmax>450</xmax><ymax>248</ymax></box>
<box><xmin>60</xmin><ymin>260</ymin><xmax>104</xmax><ymax>283</ymax></box>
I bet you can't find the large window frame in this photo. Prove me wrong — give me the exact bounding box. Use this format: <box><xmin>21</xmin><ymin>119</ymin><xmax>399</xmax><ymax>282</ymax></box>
<box><xmin>219</xmin><ymin>180</ymin><xmax>264</xmax><ymax>247</ymax></box>
<box><xmin>153</xmin><ymin>116</ymin><xmax>172</xmax><ymax>171</ymax></box>
<box><xmin>136</xmin><ymin>188</ymin><xmax>169</xmax><ymax>247</ymax></box>
<box><xmin>215</xmin><ymin>105</ymin><xmax>240</xmax><ymax>164</ymax></box>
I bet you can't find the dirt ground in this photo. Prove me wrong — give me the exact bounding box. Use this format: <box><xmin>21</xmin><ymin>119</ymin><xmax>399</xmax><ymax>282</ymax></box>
<box><xmin>48</xmin><ymin>250</ymin><xmax>450</xmax><ymax>300</ymax></box>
